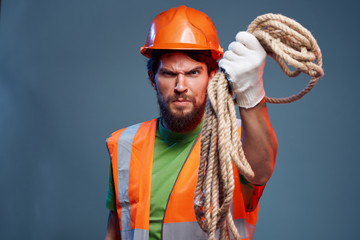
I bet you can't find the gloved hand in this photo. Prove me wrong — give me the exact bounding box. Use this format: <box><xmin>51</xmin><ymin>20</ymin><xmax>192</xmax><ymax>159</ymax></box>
<box><xmin>219</xmin><ymin>31</ymin><xmax>266</xmax><ymax>109</ymax></box>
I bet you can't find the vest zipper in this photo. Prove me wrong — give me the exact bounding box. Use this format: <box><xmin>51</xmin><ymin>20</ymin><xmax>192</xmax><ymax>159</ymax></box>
<box><xmin>160</xmin><ymin>133</ymin><xmax>201</xmax><ymax>239</ymax></box>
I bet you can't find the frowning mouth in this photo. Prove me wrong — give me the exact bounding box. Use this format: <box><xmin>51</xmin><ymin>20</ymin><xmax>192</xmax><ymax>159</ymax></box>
<box><xmin>173</xmin><ymin>98</ymin><xmax>190</xmax><ymax>102</ymax></box>
<box><xmin>170</xmin><ymin>98</ymin><xmax>193</xmax><ymax>108</ymax></box>
<box><xmin>173</xmin><ymin>99</ymin><xmax>191</xmax><ymax>105</ymax></box>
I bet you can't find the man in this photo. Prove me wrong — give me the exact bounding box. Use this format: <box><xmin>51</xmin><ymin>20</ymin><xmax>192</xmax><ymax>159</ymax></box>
<box><xmin>105</xmin><ymin>5</ymin><xmax>277</xmax><ymax>240</ymax></box>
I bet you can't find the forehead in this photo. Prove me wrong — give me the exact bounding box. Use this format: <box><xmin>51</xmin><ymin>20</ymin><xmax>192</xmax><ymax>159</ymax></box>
<box><xmin>158</xmin><ymin>52</ymin><xmax>206</xmax><ymax>71</ymax></box>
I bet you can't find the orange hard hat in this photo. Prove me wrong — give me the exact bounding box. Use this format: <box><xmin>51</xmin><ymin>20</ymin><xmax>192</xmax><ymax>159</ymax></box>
<box><xmin>140</xmin><ymin>5</ymin><xmax>224</xmax><ymax>60</ymax></box>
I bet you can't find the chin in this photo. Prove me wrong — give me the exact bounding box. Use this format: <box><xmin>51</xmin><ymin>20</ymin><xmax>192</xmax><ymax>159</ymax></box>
<box><xmin>170</xmin><ymin>107</ymin><xmax>193</xmax><ymax>116</ymax></box>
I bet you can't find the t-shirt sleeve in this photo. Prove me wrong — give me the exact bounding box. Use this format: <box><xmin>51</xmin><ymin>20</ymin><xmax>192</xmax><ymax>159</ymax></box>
<box><xmin>239</xmin><ymin>175</ymin><xmax>265</xmax><ymax>212</ymax></box>
<box><xmin>106</xmin><ymin>164</ymin><xmax>117</xmax><ymax>211</ymax></box>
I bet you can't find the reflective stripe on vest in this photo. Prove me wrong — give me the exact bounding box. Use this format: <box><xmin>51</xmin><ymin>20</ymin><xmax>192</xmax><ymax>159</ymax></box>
<box><xmin>116</xmin><ymin>123</ymin><xmax>141</xmax><ymax>239</ymax></box>
<box><xmin>107</xmin><ymin>119</ymin><xmax>259</xmax><ymax>240</ymax></box>
<box><xmin>162</xmin><ymin>218</ymin><xmax>255</xmax><ymax>240</ymax></box>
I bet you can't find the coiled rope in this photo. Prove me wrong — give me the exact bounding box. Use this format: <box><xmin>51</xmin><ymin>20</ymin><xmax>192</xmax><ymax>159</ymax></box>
<box><xmin>194</xmin><ymin>13</ymin><xmax>324</xmax><ymax>239</ymax></box>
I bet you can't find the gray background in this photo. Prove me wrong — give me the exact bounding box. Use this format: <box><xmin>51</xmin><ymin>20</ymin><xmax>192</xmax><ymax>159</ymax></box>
<box><xmin>0</xmin><ymin>0</ymin><xmax>358</xmax><ymax>239</ymax></box>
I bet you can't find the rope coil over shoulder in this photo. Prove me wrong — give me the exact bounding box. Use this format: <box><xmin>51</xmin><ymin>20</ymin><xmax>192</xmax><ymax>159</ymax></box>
<box><xmin>194</xmin><ymin>13</ymin><xmax>324</xmax><ymax>239</ymax></box>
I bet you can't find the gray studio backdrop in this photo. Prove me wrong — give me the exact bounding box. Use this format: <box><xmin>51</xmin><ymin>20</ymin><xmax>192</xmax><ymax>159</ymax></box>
<box><xmin>1</xmin><ymin>0</ymin><xmax>359</xmax><ymax>239</ymax></box>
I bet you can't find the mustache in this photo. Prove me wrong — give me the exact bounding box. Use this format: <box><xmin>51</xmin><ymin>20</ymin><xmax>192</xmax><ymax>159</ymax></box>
<box><xmin>167</xmin><ymin>93</ymin><xmax>194</xmax><ymax>103</ymax></box>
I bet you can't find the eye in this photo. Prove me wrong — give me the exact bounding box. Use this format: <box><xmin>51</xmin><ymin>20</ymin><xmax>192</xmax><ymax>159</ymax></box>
<box><xmin>187</xmin><ymin>69</ymin><xmax>201</xmax><ymax>76</ymax></box>
<box><xmin>161</xmin><ymin>70</ymin><xmax>177</xmax><ymax>77</ymax></box>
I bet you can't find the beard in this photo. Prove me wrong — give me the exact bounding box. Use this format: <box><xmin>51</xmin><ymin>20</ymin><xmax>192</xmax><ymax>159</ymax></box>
<box><xmin>157</xmin><ymin>92</ymin><xmax>206</xmax><ymax>133</ymax></box>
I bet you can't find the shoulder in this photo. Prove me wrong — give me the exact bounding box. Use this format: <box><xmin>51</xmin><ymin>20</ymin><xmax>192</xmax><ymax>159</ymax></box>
<box><xmin>106</xmin><ymin>119</ymin><xmax>158</xmax><ymax>144</ymax></box>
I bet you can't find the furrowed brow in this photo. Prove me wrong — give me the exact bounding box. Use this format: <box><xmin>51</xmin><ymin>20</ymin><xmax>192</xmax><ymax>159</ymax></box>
<box><xmin>159</xmin><ymin>68</ymin><xmax>176</xmax><ymax>74</ymax></box>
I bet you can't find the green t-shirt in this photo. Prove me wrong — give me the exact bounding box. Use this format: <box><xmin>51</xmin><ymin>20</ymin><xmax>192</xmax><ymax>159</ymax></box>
<box><xmin>106</xmin><ymin>119</ymin><xmax>202</xmax><ymax>240</ymax></box>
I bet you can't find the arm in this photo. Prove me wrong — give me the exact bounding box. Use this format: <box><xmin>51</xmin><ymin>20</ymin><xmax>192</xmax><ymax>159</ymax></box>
<box><xmin>239</xmin><ymin>98</ymin><xmax>278</xmax><ymax>185</ymax></box>
<box><xmin>219</xmin><ymin>31</ymin><xmax>278</xmax><ymax>185</ymax></box>
<box><xmin>105</xmin><ymin>211</ymin><xmax>121</xmax><ymax>240</ymax></box>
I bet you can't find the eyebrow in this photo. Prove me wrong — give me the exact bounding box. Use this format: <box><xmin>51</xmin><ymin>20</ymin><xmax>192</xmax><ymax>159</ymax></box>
<box><xmin>159</xmin><ymin>66</ymin><xmax>204</xmax><ymax>74</ymax></box>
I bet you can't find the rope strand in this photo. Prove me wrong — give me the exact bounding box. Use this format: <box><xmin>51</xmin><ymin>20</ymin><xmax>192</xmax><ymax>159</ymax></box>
<box><xmin>194</xmin><ymin>13</ymin><xmax>324</xmax><ymax>239</ymax></box>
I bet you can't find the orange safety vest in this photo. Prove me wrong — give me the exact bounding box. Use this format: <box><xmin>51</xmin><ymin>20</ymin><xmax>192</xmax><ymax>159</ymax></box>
<box><xmin>107</xmin><ymin>119</ymin><xmax>261</xmax><ymax>240</ymax></box>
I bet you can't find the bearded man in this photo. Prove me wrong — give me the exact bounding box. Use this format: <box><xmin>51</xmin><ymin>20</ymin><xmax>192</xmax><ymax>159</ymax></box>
<box><xmin>105</xmin><ymin>5</ymin><xmax>277</xmax><ymax>240</ymax></box>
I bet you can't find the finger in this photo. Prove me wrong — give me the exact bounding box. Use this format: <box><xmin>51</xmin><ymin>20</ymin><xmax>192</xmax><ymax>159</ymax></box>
<box><xmin>218</xmin><ymin>58</ymin><xmax>228</xmax><ymax>69</ymax></box>
<box><xmin>222</xmin><ymin>49</ymin><xmax>240</xmax><ymax>62</ymax></box>
<box><xmin>235</xmin><ymin>31</ymin><xmax>263</xmax><ymax>50</ymax></box>
<box><xmin>228</xmin><ymin>41</ymin><xmax>248</xmax><ymax>56</ymax></box>
<box><xmin>218</xmin><ymin>59</ymin><xmax>236</xmax><ymax>79</ymax></box>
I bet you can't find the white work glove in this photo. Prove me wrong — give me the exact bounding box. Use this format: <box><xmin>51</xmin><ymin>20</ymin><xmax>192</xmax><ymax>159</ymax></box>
<box><xmin>219</xmin><ymin>31</ymin><xmax>266</xmax><ymax>109</ymax></box>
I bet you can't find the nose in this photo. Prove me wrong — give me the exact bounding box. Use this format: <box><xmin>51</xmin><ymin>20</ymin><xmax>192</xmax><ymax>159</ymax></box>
<box><xmin>174</xmin><ymin>73</ymin><xmax>188</xmax><ymax>93</ymax></box>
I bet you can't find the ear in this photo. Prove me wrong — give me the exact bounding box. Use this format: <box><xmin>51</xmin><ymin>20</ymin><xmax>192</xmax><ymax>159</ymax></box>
<box><xmin>148</xmin><ymin>71</ymin><xmax>157</xmax><ymax>91</ymax></box>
